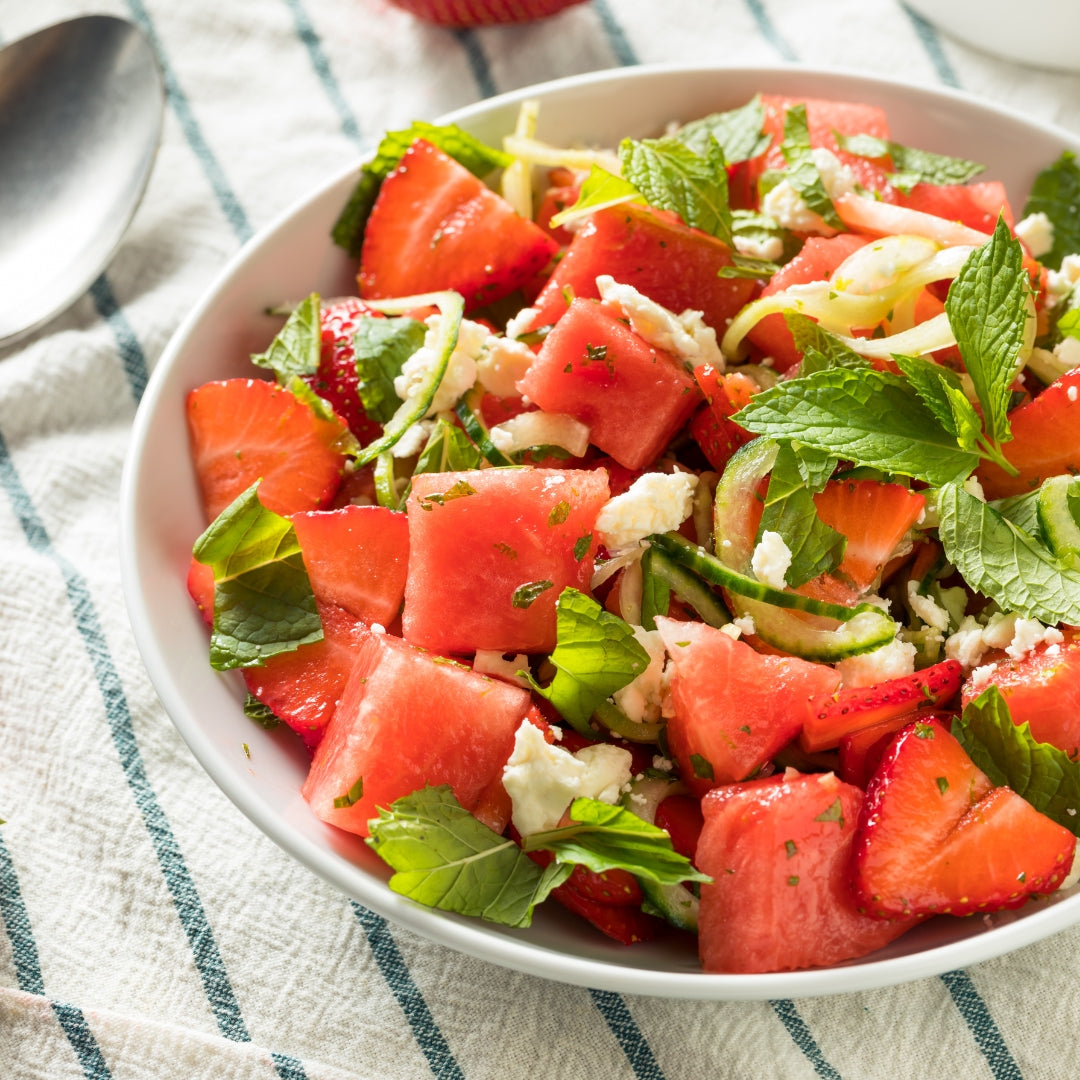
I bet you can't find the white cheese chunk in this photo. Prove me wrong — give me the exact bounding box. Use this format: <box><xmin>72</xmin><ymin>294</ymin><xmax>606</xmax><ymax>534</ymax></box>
<box><xmin>594</xmin><ymin>471</ymin><xmax>698</xmax><ymax>551</ymax></box>
<box><xmin>837</xmin><ymin>638</ymin><xmax>917</xmax><ymax>689</ymax></box>
<box><xmin>612</xmin><ymin>627</ymin><xmax>672</xmax><ymax>724</ymax></box>
<box><xmin>1015</xmin><ymin>211</ymin><xmax>1055</xmax><ymax>258</ymax></box>
<box><xmin>750</xmin><ymin>530</ymin><xmax>792</xmax><ymax>590</ymax></box>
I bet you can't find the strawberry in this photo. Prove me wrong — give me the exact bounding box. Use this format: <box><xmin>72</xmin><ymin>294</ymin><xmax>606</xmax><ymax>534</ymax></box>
<box><xmin>801</xmin><ymin>658</ymin><xmax>963</xmax><ymax>752</ymax></box>
<box><xmin>654</xmin><ymin>794</ymin><xmax>705</xmax><ymax>864</ymax></box>
<box><xmin>696</xmin><ymin>771</ymin><xmax>917</xmax><ymax>973</ymax></box>
<box><xmin>977</xmin><ymin>368</ymin><xmax>1080</xmax><ymax>498</ymax></box>
<box><xmin>291</xmin><ymin>505</ymin><xmax>409</xmax><ymax>629</ymax></box>
<box><xmin>358</xmin><ymin>139</ymin><xmax>558</xmax><ymax>312</ymax></box>
<box><xmin>384</xmin><ymin>0</ymin><xmax>588</xmax><ymax>27</ymax></box>
<box><xmin>851</xmin><ymin>716</ymin><xmax>1076</xmax><ymax>918</ymax></box>
<box><xmin>838</xmin><ymin>707</ymin><xmax>954</xmax><ymax>789</ymax></box>
<box><xmin>961</xmin><ymin>633</ymin><xmax>1080</xmax><ymax>759</ymax></box>
<box><xmin>241</xmin><ymin>602</ymin><xmax>370</xmax><ymax>752</ymax></box>
<box><xmin>811</xmin><ymin>479</ymin><xmax>926</xmax><ymax>591</ymax></box>
<box><xmin>689</xmin><ymin>365</ymin><xmax>756</xmax><ymax>473</ymax></box>
<box><xmin>186</xmin><ymin>378</ymin><xmax>349</xmax><ymax>521</ymax></box>
<box><xmin>304</xmin><ymin>297</ymin><xmax>385</xmax><ymax>446</ymax></box>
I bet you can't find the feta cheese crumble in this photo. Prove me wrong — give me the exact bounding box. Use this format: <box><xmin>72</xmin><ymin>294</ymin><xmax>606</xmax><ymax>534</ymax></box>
<box><xmin>944</xmin><ymin>612</ymin><xmax>1064</xmax><ymax>671</ymax></box>
<box><xmin>502</xmin><ymin>721</ymin><xmax>632</xmax><ymax>836</ymax></box>
<box><xmin>837</xmin><ymin>638</ymin><xmax>917</xmax><ymax>689</ymax></box>
<box><xmin>594</xmin><ymin>471</ymin><xmax>698</xmax><ymax>550</ymax></box>
<box><xmin>595</xmin><ymin>275</ymin><xmax>725</xmax><ymax>371</ymax></box>
<box><xmin>1015</xmin><ymin>211</ymin><xmax>1055</xmax><ymax>258</ymax></box>
<box><xmin>612</xmin><ymin>627</ymin><xmax>673</xmax><ymax>724</ymax></box>
<box><xmin>907</xmin><ymin>580</ymin><xmax>951</xmax><ymax>633</ymax></box>
<box><xmin>750</xmin><ymin>530</ymin><xmax>792</xmax><ymax>590</ymax></box>
<box><xmin>394</xmin><ymin>315</ymin><xmax>488</xmax><ymax>416</ymax></box>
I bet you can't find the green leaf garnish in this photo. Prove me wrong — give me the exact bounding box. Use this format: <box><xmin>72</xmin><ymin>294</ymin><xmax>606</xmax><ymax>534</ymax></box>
<box><xmin>786</xmin><ymin>313</ymin><xmax>871</xmax><ymax>375</ymax></box>
<box><xmin>548</xmin><ymin>165</ymin><xmax>644</xmax><ymax>229</ymax></box>
<box><xmin>954</xmin><ymin>687</ymin><xmax>1080</xmax><ymax>834</ymax></box>
<box><xmin>418</xmin><ymin>479</ymin><xmax>477</xmax><ymax>510</ymax></box>
<box><xmin>366</xmin><ymin>786</ymin><xmax>572</xmax><ymax>927</ymax></box>
<box><xmin>672</xmin><ymin>95</ymin><xmax>771</xmax><ymax>164</ymax></box>
<box><xmin>511</xmin><ymin>579</ymin><xmax>555</xmax><ymax>609</ymax></box>
<box><xmin>332</xmin><ymin>124</ymin><xmax>512</xmax><ymax>256</ymax></box>
<box><xmin>354</xmin><ymin>315</ymin><xmax>428</xmax><ymax>424</ymax></box>
<box><xmin>937</xmin><ymin>482</ymin><xmax>1080</xmax><ymax>625</ymax></box>
<box><xmin>193</xmin><ymin>482</ymin><xmax>322</xmax><ymax>671</ymax></box>
<box><xmin>733</xmin><ymin>367</ymin><xmax>980</xmax><ymax>485</ymax></box>
<box><xmin>250</xmin><ymin>294</ymin><xmax>321</xmax><ymax>382</ymax></box>
<box><xmin>945</xmin><ymin>216</ymin><xmax>1029</xmax><ymax>457</ymax></box>
<box><xmin>243</xmin><ymin>693</ymin><xmax>281</xmax><ymax>729</ymax></box>
<box><xmin>526</xmin><ymin>588</ymin><xmax>651</xmax><ymax>737</ymax></box>
<box><xmin>333</xmin><ymin>775</ymin><xmax>365</xmax><ymax>809</ymax></box>
<box><xmin>619</xmin><ymin>135</ymin><xmax>733</xmax><ymax>245</ymax></box>
<box><xmin>412</xmin><ymin>417</ymin><xmax>483</xmax><ymax>477</ymax></box>
<box><xmin>833</xmin><ymin>131</ymin><xmax>985</xmax><ymax>192</ymax></box>
<box><xmin>779</xmin><ymin>105</ymin><xmax>843</xmax><ymax>232</ymax></box>
<box><xmin>1022</xmin><ymin>151</ymin><xmax>1080</xmax><ymax>272</ymax></box>
<box><xmin>522</xmin><ymin>798</ymin><xmax>712</xmax><ymax>886</ymax></box>
<box><xmin>893</xmin><ymin>354</ymin><xmax>982</xmax><ymax>452</ymax></box>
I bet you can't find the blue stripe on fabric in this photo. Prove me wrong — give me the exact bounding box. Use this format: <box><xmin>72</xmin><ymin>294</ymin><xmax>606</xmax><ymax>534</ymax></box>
<box><xmin>452</xmin><ymin>29</ymin><xmax>497</xmax><ymax>99</ymax></box>
<box><xmin>0</xmin><ymin>432</ymin><xmax>307</xmax><ymax>1080</ymax></box>
<box><xmin>588</xmin><ymin>989</ymin><xmax>666</xmax><ymax>1080</ymax></box>
<box><xmin>593</xmin><ymin>0</ymin><xmax>639</xmax><ymax>67</ymax></box>
<box><xmin>0</xmin><ymin>833</ymin><xmax>113</xmax><ymax>1079</ymax></box>
<box><xmin>769</xmin><ymin>1000</ymin><xmax>843</xmax><ymax>1080</ymax></box>
<box><xmin>350</xmin><ymin>902</ymin><xmax>465</xmax><ymax>1080</ymax></box>
<box><xmin>742</xmin><ymin>0</ymin><xmax>797</xmax><ymax>62</ymax></box>
<box><xmin>940</xmin><ymin>970</ymin><xmax>1024</xmax><ymax>1080</ymax></box>
<box><xmin>902</xmin><ymin>5</ymin><xmax>961</xmax><ymax>88</ymax></box>
<box><xmin>88</xmin><ymin>275</ymin><xmax>150</xmax><ymax>405</ymax></box>
<box><xmin>282</xmin><ymin>0</ymin><xmax>363</xmax><ymax>145</ymax></box>
<box><xmin>122</xmin><ymin>0</ymin><xmax>253</xmax><ymax>243</ymax></box>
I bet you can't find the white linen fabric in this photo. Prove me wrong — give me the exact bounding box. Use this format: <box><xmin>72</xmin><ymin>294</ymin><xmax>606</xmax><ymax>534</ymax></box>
<box><xmin>2</xmin><ymin>1</ymin><xmax>1080</xmax><ymax>1077</ymax></box>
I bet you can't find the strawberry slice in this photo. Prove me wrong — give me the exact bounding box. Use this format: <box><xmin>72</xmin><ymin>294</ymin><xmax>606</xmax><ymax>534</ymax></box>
<box><xmin>961</xmin><ymin>633</ymin><xmax>1080</xmax><ymax>759</ymax></box>
<box><xmin>291</xmin><ymin>505</ymin><xmax>409</xmax><ymax>629</ymax></box>
<box><xmin>801</xmin><ymin>658</ymin><xmax>963</xmax><ymax>752</ymax></box>
<box><xmin>358</xmin><ymin>139</ymin><xmax>558</xmax><ymax>312</ymax></box>
<box><xmin>303</xmin><ymin>297</ymin><xmax>385</xmax><ymax>446</ymax></box>
<box><xmin>696</xmin><ymin>771</ymin><xmax>917</xmax><ymax>973</ymax></box>
<box><xmin>852</xmin><ymin>716</ymin><xmax>1076</xmax><ymax>918</ymax></box>
<box><xmin>838</xmin><ymin>708</ymin><xmax>954</xmax><ymax>789</ymax></box>
<box><xmin>977</xmin><ymin>369</ymin><xmax>1080</xmax><ymax>498</ymax></box>
<box><xmin>187</xmin><ymin>379</ymin><xmax>349</xmax><ymax>522</ymax></box>
<box><xmin>385</xmin><ymin>0</ymin><xmax>588</xmax><ymax>27</ymax></box>
<box><xmin>811</xmin><ymin>478</ymin><xmax>926</xmax><ymax>591</ymax></box>
<box><xmin>689</xmin><ymin>365</ymin><xmax>756</xmax><ymax>472</ymax></box>
<box><xmin>241</xmin><ymin>603</ymin><xmax>369</xmax><ymax>752</ymax></box>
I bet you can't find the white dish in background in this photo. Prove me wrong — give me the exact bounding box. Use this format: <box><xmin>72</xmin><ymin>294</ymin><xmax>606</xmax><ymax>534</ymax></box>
<box><xmin>905</xmin><ymin>0</ymin><xmax>1080</xmax><ymax>73</ymax></box>
<box><xmin>120</xmin><ymin>63</ymin><xmax>1080</xmax><ymax>1000</ymax></box>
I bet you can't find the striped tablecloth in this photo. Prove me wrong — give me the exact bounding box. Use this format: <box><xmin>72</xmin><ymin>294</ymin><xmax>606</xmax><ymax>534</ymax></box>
<box><xmin>3</xmin><ymin>1</ymin><xmax>1080</xmax><ymax>1077</ymax></box>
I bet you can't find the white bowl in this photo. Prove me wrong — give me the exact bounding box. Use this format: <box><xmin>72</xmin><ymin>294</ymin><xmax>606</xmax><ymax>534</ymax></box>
<box><xmin>905</xmin><ymin>0</ymin><xmax>1080</xmax><ymax>73</ymax></box>
<box><xmin>121</xmin><ymin>63</ymin><xmax>1080</xmax><ymax>1000</ymax></box>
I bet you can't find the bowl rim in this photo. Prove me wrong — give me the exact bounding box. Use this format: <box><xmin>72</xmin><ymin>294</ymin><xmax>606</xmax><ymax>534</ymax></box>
<box><xmin>120</xmin><ymin>60</ymin><xmax>1080</xmax><ymax>1000</ymax></box>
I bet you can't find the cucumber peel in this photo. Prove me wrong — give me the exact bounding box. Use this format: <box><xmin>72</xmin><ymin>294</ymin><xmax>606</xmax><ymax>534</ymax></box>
<box><xmin>1037</xmin><ymin>474</ymin><xmax>1080</xmax><ymax>568</ymax></box>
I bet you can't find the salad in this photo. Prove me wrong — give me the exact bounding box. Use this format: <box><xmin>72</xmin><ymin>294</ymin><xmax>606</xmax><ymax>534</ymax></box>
<box><xmin>184</xmin><ymin>92</ymin><xmax>1080</xmax><ymax>975</ymax></box>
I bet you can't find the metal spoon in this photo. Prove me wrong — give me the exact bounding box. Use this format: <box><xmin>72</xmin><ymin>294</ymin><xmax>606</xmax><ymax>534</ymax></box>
<box><xmin>0</xmin><ymin>15</ymin><xmax>164</xmax><ymax>346</ymax></box>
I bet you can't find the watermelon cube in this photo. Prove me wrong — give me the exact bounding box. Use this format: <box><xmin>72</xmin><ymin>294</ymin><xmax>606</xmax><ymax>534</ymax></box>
<box><xmin>303</xmin><ymin>627</ymin><xmax>532</xmax><ymax>836</ymax></box>
<box><xmin>403</xmin><ymin>467</ymin><xmax>609</xmax><ymax>654</ymax></box>
<box><xmin>517</xmin><ymin>299</ymin><xmax>700</xmax><ymax>470</ymax></box>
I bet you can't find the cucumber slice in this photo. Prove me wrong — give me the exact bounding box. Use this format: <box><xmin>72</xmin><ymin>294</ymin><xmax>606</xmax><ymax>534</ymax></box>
<box><xmin>354</xmin><ymin>290</ymin><xmax>465</xmax><ymax>466</ymax></box>
<box><xmin>592</xmin><ymin>700</ymin><xmax>664</xmax><ymax>744</ymax></box>
<box><xmin>706</xmin><ymin>437</ymin><xmax>898</xmax><ymax>661</ymax></box>
<box><xmin>621</xmin><ymin>776</ymin><xmax>700</xmax><ymax>933</ymax></box>
<box><xmin>455</xmin><ymin>384</ymin><xmax>517</xmax><ymax>467</ymax></box>
<box><xmin>640</xmin><ymin>546</ymin><xmax>731</xmax><ymax>630</ymax></box>
<box><xmin>1037</xmin><ymin>475</ymin><xmax>1080</xmax><ymax>568</ymax></box>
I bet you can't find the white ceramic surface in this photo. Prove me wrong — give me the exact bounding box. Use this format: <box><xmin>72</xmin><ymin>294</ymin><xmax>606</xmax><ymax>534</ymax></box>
<box><xmin>121</xmin><ymin>64</ymin><xmax>1080</xmax><ymax>1000</ymax></box>
<box><xmin>905</xmin><ymin>0</ymin><xmax>1080</xmax><ymax>73</ymax></box>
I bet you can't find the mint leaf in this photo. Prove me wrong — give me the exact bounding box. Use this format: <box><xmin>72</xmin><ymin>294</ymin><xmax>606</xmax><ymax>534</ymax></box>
<box><xmin>527</xmin><ymin>588</ymin><xmax>651</xmax><ymax>736</ymax></box>
<box><xmin>523</xmin><ymin>798</ymin><xmax>712</xmax><ymax>886</ymax></box>
<box><xmin>954</xmin><ymin>687</ymin><xmax>1080</xmax><ymax>834</ymax></box>
<box><xmin>366</xmin><ymin>786</ymin><xmax>572</xmax><ymax>927</ymax></box>
<box><xmin>250</xmin><ymin>294</ymin><xmax>321</xmax><ymax>382</ymax></box>
<box><xmin>1022</xmin><ymin>151</ymin><xmax>1080</xmax><ymax>272</ymax></box>
<box><xmin>785</xmin><ymin>313</ymin><xmax>871</xmax><ymax>375</ymax></box>
<box><xmin>894</xmin><ymin>354</ymin><xmax>982</xmax><ymax>452</ymax></box>
<box><xmin>733</xmin><ymin>367</ymin><xmax>979</xmax><ymax>485</ymax></box>
<box><xmin>779</xmin><ymin>105</ymin><xmax>843</xmax><ymax>232</ymax></box>
<box><xmin>758</xmin><ymin>441</ymin><xmax>846</xmax><ymax>588</ymax></box>
<box><xmin>834</xmin><ymin>132</ymin><xmax>984</xmax><ymax>191</ymax></box>
<box><xmin>354</xmin><ymin>315</ymin><xmax>427</xmax><ymax>424</ymax></box>
<box><xmin>412</xmin><ymin>417</ymin><xmax>482</xmax><ymax>476</ymax></box>
<box><xmin>332</xmin><ymin>124</ymin><xmax>512</xmax><ymax>256</ymax></box>
<box><xmin>674</xmin><ymin>95</ymin><xmax>771</xmax><ymax>164</ymax></box>
<box><xmin>937</xmin><ymin>482</ymin><xmax>1080</xmax><ymax>624</ymax></box>
<box><xmin>511</xmin><ymin>580</ymin><xmax>554</xmax><ymax>609</ymax></box>
<box><xmin>548</xmin><ymin>165</ymin><xmax>644</xmax><ymax>228</ymax></box>
<box><xmin>619</xmin><ymin>135</ymin><xmax>733</xmax><ymax>245</ymax></box>
<box><xmin>946</xmin><ymin>217</ymin><xmax>1030</xmax><ymax>451</ymax></box>
<box><xmin>243</xmin><ymin>693</ymin><xmax>281</xmax><ymax>729</ymax></box>
<box><xmin>991</xmin><ymin>490</ymin><xmax>1042</xmax><ymax>535</ymax></box>
<box><xmin>193</xmin><ymin>483</ymin><xmax>322</xmax><ymax>670</ymax></box>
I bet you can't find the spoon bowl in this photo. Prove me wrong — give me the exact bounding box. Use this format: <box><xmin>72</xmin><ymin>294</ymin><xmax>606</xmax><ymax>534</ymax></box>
<box><xmin>0</xmin><ymin>15</ymin><xmax>164</xmax><ymax>346</ymax></box>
